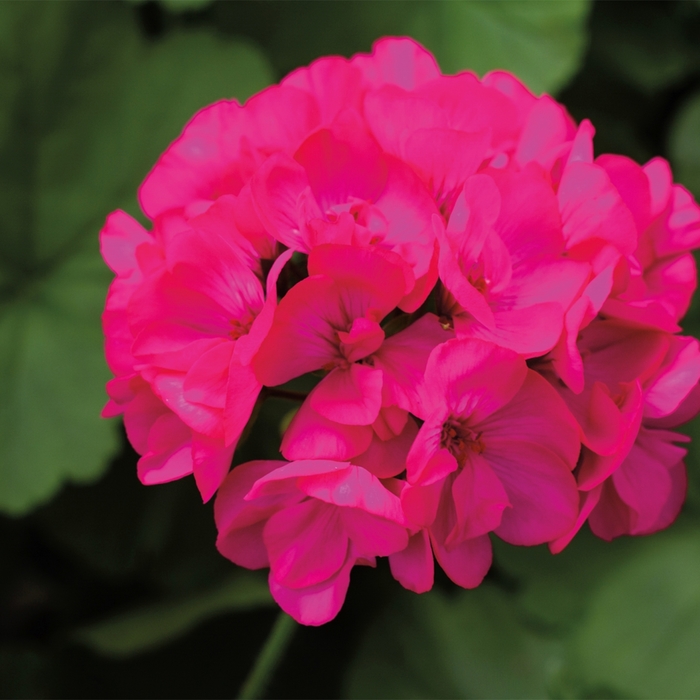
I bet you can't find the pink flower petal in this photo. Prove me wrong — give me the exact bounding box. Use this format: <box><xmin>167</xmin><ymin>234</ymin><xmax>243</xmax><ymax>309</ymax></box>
<box><xmin>264</xmin><ymin>499</ymin><xmax>348</xmax><ymax>589</ymax></box>
<box><xmin>430</xmin><ymin>529</ymin><xmax>492</xmax><ymax>590</ymax></box>
<box><xmin>281</xmin><ymin>400</ymin><xmax>373</xmax><ymax>462</ymax></box>
<box><xmin>389</xmin><ymin>529</ymin><xmax>434</xmax><ymax>593</ymax></box>
<box><xmin>448</xmin><ymin>454</ymin><xmax>509</xmax><ymax>544</ymax></box>
<box><xmin>422</xmin><ymin>338</ymin><xmax>527</xmax><ymax>423</ymax></box>
<box><xmin>191</xmin><ymin>433</ymin><xmax>235</xmax><ymax>502</ymax></box>
<box><xmin>341</xmin><ymin>508</ymin><xmax>408</xmax><ymax>557</ymax></box>
<box><xmin>486</xmin><ymin>441</ymin><xmax>579</xmax><ymax>545</ymax></box>
<box><xmin>269</xmin><ymin>551</ymin><xmax>355</xmax><ymax>626</ymax></box>
<box><xmin>309</xmin><ymin>364</ymin><xmax>383</xmax><ymax>426</ymax></box>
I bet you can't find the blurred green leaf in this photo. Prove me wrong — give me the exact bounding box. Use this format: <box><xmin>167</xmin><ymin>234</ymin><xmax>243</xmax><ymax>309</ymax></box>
<box><xmin>493</xmin><ymin>528</ymin><xmax>637</xmax><ymax>632</ymax></box>
<box><xmin>409</xmin><ymin>0</ymin><xmax>592</xmax><ymax>94</ymax></box>
<box><xmin>572</xmin><ymin>529</ymin><xmax>700</xmax><ymax>699</ymax></box>
<box><xmin>0</xmin><ymin>3</ymin><xmax>272</xmax><ymax>514</ymax></box>
<box><xmin>669</xmin><ymin>89</ymin><xmax>700</xmax><ymax>200</ymax></box>
<box><xmin>74</xmin><ymin>571</ymin><xmax>273</xmax><ymax>658</ymax></box>
<box><xmin>126</xmin><ymin>0</ymin><xmax>214</xmax><ymax>12</ymax></box>
<box><xmin>591</xmin><ymin>2</ymin><xmax>698</xmax><ymax>94</ymax></box>
<box><xmin>345</xmin><ymin>585</ymin><xmax>566</xmax><ymax>699</ymax></box>
<box><xmin>216</xmin><ymin>0</ymin><xmax>591</xmax><ymax>95</ymax></box>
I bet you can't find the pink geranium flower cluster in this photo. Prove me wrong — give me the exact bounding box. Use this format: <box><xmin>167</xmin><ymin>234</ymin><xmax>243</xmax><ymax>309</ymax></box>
<box><xmin>101</xmin><ymin>38</ymin><xmax>700</xmax><ymax>625</ymax></box>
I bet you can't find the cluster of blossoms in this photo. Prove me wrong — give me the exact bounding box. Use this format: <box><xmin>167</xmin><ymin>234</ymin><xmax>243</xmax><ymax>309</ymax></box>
<box><xmin>101</xmin><ymin>38</ymin><xmax>700</xmax><ymax>625</ymax></box>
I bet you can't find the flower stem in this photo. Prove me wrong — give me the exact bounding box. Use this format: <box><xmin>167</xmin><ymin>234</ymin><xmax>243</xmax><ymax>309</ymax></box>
<box><xmin>238</xmin><ymin>611</ymin><xmax>297</xmax><ymax>699</ymax></box>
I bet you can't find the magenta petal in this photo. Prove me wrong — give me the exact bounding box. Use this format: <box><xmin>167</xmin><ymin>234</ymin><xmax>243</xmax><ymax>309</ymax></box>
<box><xmin>337</xmin><ymin>317</ymin><xmax>385</xmax><ymax>363</ymax></box>
<box><xmin>549</xmin><ymin>485</ymin><xmax>603</xmax><ymax>554</ymax></box>
<box><xmin>423</xmin><ymin>338</ymin><xmax>527</xmax><ymax>423</ymax></box>
<box><xmin>389</xmin><ymin>529</ymin><xmax>434</xmax><ymax>593</ymax></box>
<box><xmin>353</xmin><ymin>417</ymin><xmax>418</xmax><ymax>479</ymax></box>
<box><xmin>137</xmin><ymin>413</ymin><xmax>193</xmax><ymax>485</ymax></box>
<box><xmin>404</xmin><ymin>128</ymin><xmax>490</xmax><ymax>210</ymax></box>
<box><xmin>307</xmin><ymin>244</ymin><xmax>408</xmax><ymax>314</ymax></box>
<box><xmin>191</xmin><ymin>433</ymin><xmax>235</xmax><ymax>502</ymax></box>
<box><xmin>283</xmin><ymin>56</ymin><xmax>363</xmax><ymax>124</ymax></box>
<box><xmin>247</xmin><ymin>459</ymin><xmax>351</xmax><ymax>500</ymax></box>
<box><xmin>235</xmin><ymin>248</ymin><xmax>295</xmax><ymax>366</ymax></box>
<box><xmin>401</xmin><ymin>480</ymin><xmax>445</xmax><ymax>528</ymax></box>
<box><xmin>644</xmin><ymin>336</ymin><xmax>700</xmax><ymax>420</ymax></box>
<box><xmin>251</xmin><ymin>152</ymin><xmax>321</xmax><ymax>250</ymax></box>
<box><xmin>151</xmin><ymin>372</ymin><xmax>223</xmax><ymax>439</ymax></box>
<box><xmin>341</xmin><ymin>508</ymin><xmax>408</xmax><ymax>557</ymax></box>
<box><xmin>588</xmin><ymin>479</ymin><xmax>635</xmax><ymax>541</ymax></box>
<box><xmin>269</xmin><ymin>552</ymin><xmax>354</xmax><ymax>626</ymax></box>
<box><xmin>559</xmin><ymin>161</ymin><xmax>638</xmax><ymax>256</ymax></box>
<box><xmin>487</xmin><ymin>441</ymin><xmax>579</xmax><ymax>545</ymax></box>
<box><xmin>373</xmin><ymin>313</ymin><xmax>453</xmax><ymax>417</ymax></box>
<box><xmin>430</xmin><ymin>530</ymin><xmax>492</xmax><ymax>589</ymax></box>
<box><xmin>515</xmin><ymin>95</ymin><xmax>574</xmax><ymax>169</ymax></box>
<box><xmin>490</xmin><ymin>166</ymin><xmax>564</xmax><ymax>265</ymax></box>
<box><xmin>264</xmin><ymin>500</ymin><xmax>348</xmax><ymax>589</ymax></box>
<box><xmin>215</xmin><ymin>460</ymin><xmax>292</xmax><ymax>569</ymax></box>
<box><xmin>184</xmin><ymin>342</ymin><xmax>234</xmax><ymax>408</ymax></box>
<box><xmin>293</xmin><ymin>122</ymin><xmax>387</xmax><ymax>212</ymax></box>
<box><xmin>353</xmin><ymin>37</ymin><xmax>440</xmax><ymax>90</ymax></box>
<box><xmin>448</xmin><ymin>454</ymin><xmax>509</xmax><ymax>544</ymax></box>
<box><xmin>478</xmin><ymin>370</ymin><xmax>581</xmax><ymax>468</ymax></box>
<box><xmin>561</xmin><ymin>381</ymin><xmax>624</xmax><ymax>456</ymax></box>
<box><xmin>138</xmin><ymin>100</ymin><xmax>246</xmax><ymax>219</ymax></box>
<box><xmin>281</xmin><ymin>399</ymin><xmax>373</xmax><ymax>462</ymax></box>
<box><xmin>309</xmin><ymin>364</ymin><xmax>383</xmax><ymax>425</ymax></box>
<box><xmin>253</xmin><ymin>275</ymin><xmax>343</xmax><ymax>385</ymax></box>
<box><xmin>100</xmin><ymin>210</ymin><xmax>151</xmax><ymax>276</ymax></box>
<box><xmin>297</xmin><ymin>465</ymin><xmax>405</xmax><ymax>523</ymax></box>
<box><xmin>224</xmin><ymin>360</ymin><xmax>262</xmax><ymax>446</ymax></box>
<box><xmin>462</xmin><ymin>302</ymin><xmax>565</xmax><ymax>357</ymax></box>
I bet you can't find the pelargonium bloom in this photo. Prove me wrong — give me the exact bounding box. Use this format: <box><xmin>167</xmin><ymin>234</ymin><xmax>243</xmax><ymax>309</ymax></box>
<box><xmin>101</xmin><ymin>36</ymin><xmax>700</xmax><ymax>625</ymax></box>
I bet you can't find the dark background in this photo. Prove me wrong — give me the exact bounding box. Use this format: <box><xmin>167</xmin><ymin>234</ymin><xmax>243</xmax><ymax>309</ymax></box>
<box><xmin>2</xmin><ymin>1</ymin><xmax>700</xmax><ymax>697</ymax></box>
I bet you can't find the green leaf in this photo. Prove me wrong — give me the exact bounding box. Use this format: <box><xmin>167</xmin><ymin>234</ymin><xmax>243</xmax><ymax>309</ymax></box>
<box><xmin>74</xmin><ymin>571</ymin><xmax>273</xmax><ymax>658</ymax></box>
<box><xmin>590</xmin><ymin>2</ymin><xmax>698</xmax><ymax>94</ymax></box>
<box><xmin>344</xmin><ymin>585</ymin><xmax>566</xmax><ymax>699</ymax></box>
<box><xmin>492</xmin><ymin>527</ymin><xmax>638</xmax><ymax>632</ymax></box>
<box><xmin>126</xmin><ymin>0</ymin><xmax>214</xmax><ymax>12</ymax></box>
<box><xmin>572</xmin><ymin>529</ymin><xmax>700</xmax><ymax>699</ymax></box>
<box><xmin>669</xmin><ymin>89</ymin><xmax>700</xmax><ymax>201</ymax></box>
<box><xmin>216</xmin><ymin>0</ymin><xmax>592</xmax><ymax>95</ymax></box>
<box><xmin>0</xmin><ymin>3</ymin><xmax>272</xmax><ymax>514</ymax></box>
<box><xmin>409</xmin><ymin>0</ymin><xmax>592</xmax><ymax>94</ymax></box>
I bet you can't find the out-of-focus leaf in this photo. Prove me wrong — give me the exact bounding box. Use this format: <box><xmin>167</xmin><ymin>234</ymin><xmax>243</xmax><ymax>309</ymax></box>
<box><xmin>0</xmin><ymin>2</ymin><xmax>272</xmax><ymax>514</ymax></box>
<box><xmin>74</xmin><ymin>571</ymin><xmax>273</xmax><ymax>658</ymax></box>
<box><xmin>126</xmin><ymin>0</ymin><xmax>214</xmax><ymax>12</ymax></box>
<box><xmin>669</xmin><ymin>90</ymin><xmax>700</xmax><ymax>200</ymax></box>
<box><xmin>0</xmin><ymin>646</ymin><xmax>53</xmax><ymax>698</ymax></box>
<box><xmin>216</xmin><ymin>0</ymin><xmax>591</xmax><ymax>95</ymax></box>
<box><xmin>591</xmin><ymin>2</ymin><xmax>698</xmax><ymax>94</ymax></box>
<box><xmin>572</xmin><ymin>529</ymin><xmax>700</xmax><ymax>699</ymax></box>
<box><xmin>344</xmin><ymin>585</ymin><xmax>566</xmax><ymax>699</ymax></box>
<box><xmin>493</xmin><ymin>527</ymin><xmax>637</xmax><ymax>631</ymax></box>
<box><xmin>32</xmin><ymin>449</ymin><xmax>235</xmax><ymax>594</ymax></box>
<box><xmin>409</xmin><ymin>0</ymin><xmax>592</xmax><ymax>94</ymax></box>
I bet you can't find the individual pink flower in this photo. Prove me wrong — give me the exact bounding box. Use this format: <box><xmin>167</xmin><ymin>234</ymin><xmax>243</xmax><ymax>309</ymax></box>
<box><xmin>389</xmin><ymin>338</ymin><xmax>580</xmax><ymax>592</ymax></box>
<box><xmin>214</xmin><ymin>459</ymin><xmax>409</xmax><ymax>625</ymax></box>
<box><xmin>250</xmin><ymin>113</ymin><xmax>440</xmax><ymax>311</ymax></box>
<box><xmin>435</xmin><ymin>172</ymin><xmax>590</xmax><ymax>356</ymax></box>
<box><xmin>597</xmin><ymin>155</ymin><xmax>700</xmax><ymax>332</ymax></box>
<box><xmin>546</xmin><ymin>321</ymin><xmax>700</xmax><ymax>551</ymax></box>
<box><xmin>253</xmin><ymin>244</ymin><xmax>450</xmax><ymax>426</ymax></box>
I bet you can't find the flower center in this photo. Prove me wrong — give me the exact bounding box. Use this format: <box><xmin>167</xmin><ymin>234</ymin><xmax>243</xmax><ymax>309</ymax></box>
<box><xmin>228</xmin><ymin>314</ymin><xmax>255</xmax><ymax>340</ymax></box>
<box><xmin>440</xmin><ymin>418</ymin><xmax>485</xmax><ymax>466</ymax></box>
